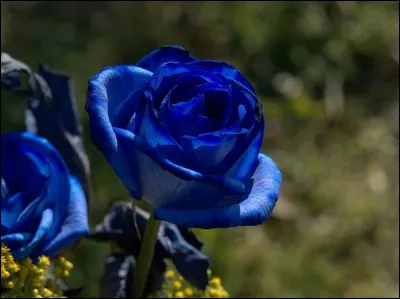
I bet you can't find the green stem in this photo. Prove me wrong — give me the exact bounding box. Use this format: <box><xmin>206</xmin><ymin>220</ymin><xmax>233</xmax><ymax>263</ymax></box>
<box><xmin>132</xmin><ymin>212</ymin><xmax>161</xmax><ymax>298</ymax></box>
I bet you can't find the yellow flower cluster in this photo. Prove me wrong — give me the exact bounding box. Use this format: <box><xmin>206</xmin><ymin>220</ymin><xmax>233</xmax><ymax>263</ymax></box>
<box><xmin>150</xmin><ymin>268</ymin><xmax>229</xmax><ymax>298</ymax></box>
<box><xmin>1</xmin><ymin>243</ymin><xmax>73</xmax><ymax>298</ymax></box>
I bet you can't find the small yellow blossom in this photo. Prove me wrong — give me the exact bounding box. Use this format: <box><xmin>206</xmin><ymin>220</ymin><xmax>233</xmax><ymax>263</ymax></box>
<box><xmin>38</xmin><ymin>256</ymin><xmax>50</xmax><ymax>268</ymax></box>
<box><xmin>1</xmin><ymin>243</ymin><xmax>73</xmax><ymax>298</ymax></box>
<box><xmin>166</xmin><ymin>269</ymin><xmax>175</xmax><ymax>279</ymax></box>
<box><xmin>64</xmin><ymin>261</ymin><xmax>74</xmax><ymax>271</ymax></box>
<box><xmin>173</xmin><ymin>280</ymin><xmax>182</xmax><ymax>290</ymax></box>
<box><xmin>210</xmin><ymin>277</ymin><xmax>221</xmax><ymax>287</ymax></box>
<box><xmin>42</xmin><ymin>288</ymin><xmax>53</xmax><ymax>297</ymax></box>
<box><xmin>2</xmin><ymin>270</ymin><xmax>10</xmax><ymax>279</ymax></box>
<box><xmin>6</xmin><ymin>280</ymin><xmax>15</xmax><ymax>288</ymax></box>
<box><xmin>148</xmin><ymin>267</ymin><xmax>230</xmax><ymax>298</ymax></box>
<box><xmin>184</xmin><ymin>287</ymin><xmax>194</xmax><ymax>296</ymax></box>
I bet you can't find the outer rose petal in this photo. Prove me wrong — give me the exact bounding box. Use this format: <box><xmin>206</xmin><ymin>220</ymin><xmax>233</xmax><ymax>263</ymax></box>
<box><xmin>85</xmin><ymin>65</ymin><xmax>153</xmax><ymax>198</ymax></box>
<box><xmin>38</xmin><ymin>175</ymin><xmax>88</xmax><ymax>258</ymax></box>
<box><xmin>153</xmin><ymin>154</ymin><xmax>282</xmax><ymax>228</ymax></box>
<box><xmin>114</xmin><ymin>128</ymin><xmax>246</xmax><ymax>208</ymax></box>
<box><xmin>11</xmin><ymin>208</ymin><xmax>53</xmax><ymax>260</ymax></box>
<box><xmin>137</xmin><ymin>45</ymin><xmax>196</xmax><ymax>72</ymax></box>
<box><xmin>86</xmin><ymin>65</ymin><xmax>153</xmax><ymax>151</ymax></box>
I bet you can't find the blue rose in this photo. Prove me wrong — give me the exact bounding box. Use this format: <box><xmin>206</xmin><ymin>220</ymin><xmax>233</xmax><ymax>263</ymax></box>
<box><xmin>1</xmin><ymin>132</ymin><xmax>89</xmax><ymax>261</ymax></box>
<box><xmin>86</xmin><ymin>46</ymin><xmax>282</xmax><ymax>228</ymax></box>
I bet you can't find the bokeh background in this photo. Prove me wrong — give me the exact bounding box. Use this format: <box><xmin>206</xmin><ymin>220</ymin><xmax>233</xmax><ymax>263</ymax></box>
<box><xmin>1</xmin><ymin>1</ymin><xmax>399</xmax><ymax>298</ymax></box>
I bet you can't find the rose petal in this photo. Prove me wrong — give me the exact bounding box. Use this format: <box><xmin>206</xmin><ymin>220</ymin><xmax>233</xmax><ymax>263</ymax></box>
<box><xmin>160</xmin><ymin>94</ymin><xmax>219</xmax><ymax>137</ymax></box>
<box><xmin>134</xmin><ymin>102</ymin><xmax>186</xmax><ymax>166</ymax></box>
<box><xmin>188</xmin><ymin>60</ymin><xmax>257</xmax><ymax>97</ymax></box>
<box><xmin>1</xmin><ymin>192</ymin><xmax>28</xmax><ymax>230</ymax></box>
<box><xmin>86</xmin><ymin>65</ymin><xmax>153</xmax><ymax>153</ymax></box>
<box><xmin>114</xmin><ymin>128</ymin><xmax>246</xmax><ymax>208</ymax></box>
<box><xmin>1</xmin><ymin>178</ymin><xmax>10</xmax><ymax>200</ymax></box>
<box><xmin>38</xmin><ymin>175</ymin><xmax>89</xmax><ymax>258</ymax></box>
<box><xmin>146</xmin><ymin>63</ymin><xmax>225</xmax><ymax>108</ymax></box>
<box><xmin>217</xmin><ymin>115</ymin><xmax>264</xmax><ymax>176</ymax></box>
<box><xmin>86</xmin><ymin>65</ymin><xmax>153</xmax><ymax>198</ymax></box>
<box><xmin>0</xmin><ymin>233</ymin><xmax>32</xmax><ymax>247</ymax></box>
<box><xmin>179</xmin><ymin>129</ymin><xmax>246</xmax><ymax>174</ymax></box>
<box><xmin>153</xmin><ymin>154</ymin><xmax>282</xmax><ymax>228</ymax></box>
<box><xmin>137</xmin><ymin>45</ymin><xmax>196</xmax><ymax>72</ymax></box>
<box><xmin>1</xmin><ymin>142</ymin><xmax>49</xmax><ymax>198</ymax></box>
<box><xmin>226</xmin><ymin>129</ymin><xmax>264</xmax><ymax>181</ymax></box>
<box><xmin>11</xmin><ymin>208</ymin><xmax>53</xmax><ymax>261</ymax></box>
<box><xmin>178</xmin><ymin>103</ymin><xmax>250</xmax><ymax>174</ymax></box>
<box><xmin>172</xmin><ymin>93</ymin><xmax>206</xmax><ymax>115</ymax></box>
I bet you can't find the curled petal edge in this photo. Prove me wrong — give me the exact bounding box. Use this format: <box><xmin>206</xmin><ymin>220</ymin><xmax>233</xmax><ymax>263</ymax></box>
<box><xmin>85</xmin><ymin>65</ymin><xmax>153</xmax><ymax>154</ymax></box>
<box><xmin>137</xmin><ymin>45</ymin><xmax>197</xmax><ymax>72</ymax></box>
<box><xmin>85</xmin><ymin>66</ymin><xmax>153</xmax><ymax>198</ymax></box>
<box><xmin>153</xmin><ymin>153</ymin><xmax>282</xmax><ymax>228</ymax></box>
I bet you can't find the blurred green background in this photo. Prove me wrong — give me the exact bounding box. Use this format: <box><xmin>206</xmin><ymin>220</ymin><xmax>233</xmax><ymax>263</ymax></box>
<box><xmin>1</xmin><ymin>1</ymin><xmax>399</xmax><ymax>298</ymax></box>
